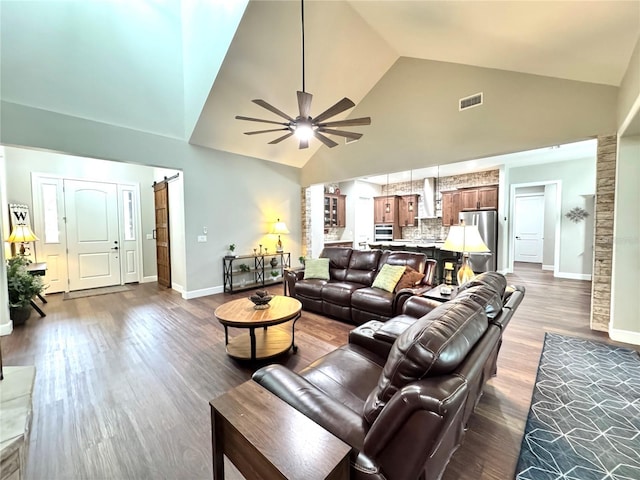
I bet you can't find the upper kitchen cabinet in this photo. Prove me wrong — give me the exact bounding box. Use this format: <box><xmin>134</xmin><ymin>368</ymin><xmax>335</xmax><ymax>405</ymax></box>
<box><xmin>398</xmin><ymin>194</ymin><xmax>419</xmax><ymax>227</ymax></box>
<box><xmin>374</xmin><ymin>196</ymin><xmax>399</xmax><ymax>224</ymax></box>
<box><xmin>459</xmin><ymin>185</ymin><xmax>499</xmax><ymax>211</ymax></box>
<box><xmin>441</xmin><ymin>191</ymin><xmax>460</xmax><ymax>226</ymax></box>
<box><xmin>324</xmin><ymin>194</ymin><xmax>346</xmax><ymax>228</ymax></box>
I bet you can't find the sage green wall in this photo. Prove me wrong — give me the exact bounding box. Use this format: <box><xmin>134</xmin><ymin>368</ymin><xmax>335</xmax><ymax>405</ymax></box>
<box><xmin>302</xmin><ymin>57</ymin><xmax>618</xmax><ymax>186</ymax></box>
<box><xmin>618</xmin><ymin>37</ymin><xmax>640</xmax><ymax>130</ymax></box>
<box><xmin>3</xmin><ymin>146</ymin><xmax>158</xmax><ymax>279</ymax></box>
<box><xmin>0</xmin><ymin>102</ymin><xmax>302</xmax><ymax>296</ymax></box>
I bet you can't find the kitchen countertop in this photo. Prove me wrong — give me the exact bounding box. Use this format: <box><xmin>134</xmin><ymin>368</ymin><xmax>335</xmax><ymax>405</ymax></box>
<box><xmin>323</xmin><ymin>239</ymin><xmax>354</xmax><ymax>245</ymax></box>
<box><xmin>369</xmin><ymin>240</ymin><xmax>446</xmax><ymax>249</ymax></box>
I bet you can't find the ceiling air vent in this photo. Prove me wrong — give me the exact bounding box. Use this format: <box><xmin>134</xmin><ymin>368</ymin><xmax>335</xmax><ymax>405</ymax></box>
<box><xmin>459</xmin><ymin>92</ymin><xmax>483</xmax><ymax>111</ymax></box>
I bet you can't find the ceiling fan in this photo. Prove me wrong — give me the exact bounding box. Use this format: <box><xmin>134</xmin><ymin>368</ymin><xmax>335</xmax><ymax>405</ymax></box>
<box><xmin>235</xmin><ymin>0</ymin><xmax>371</xmax><ymax>149</ymax></box>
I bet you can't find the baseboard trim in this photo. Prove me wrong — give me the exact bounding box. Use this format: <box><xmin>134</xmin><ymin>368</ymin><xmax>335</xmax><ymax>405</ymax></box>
<box><xmin>171</xmin><ymin>283</ymin><xmax>184</xmax><ymax>294</ymax></box>
<box><xmin>542</xmin><ymin>264</ymin><xmax>554</xmax><ymax>271</ymax></box>
<box><xmin>142</xmin><ymin>275</ymin><xmax>158</xmax><ymax>283</ymax></box>
<box><xmin>0</xmin><ymin>320</ymin><xmax>14</xmax><ymax>336</ymax></box>
<box><xmin>555</xmin><ymin>272</ymin><xmax>592</xmax><ymax>281</ymax></box>
<box><xmin>182</xmin><ymin>286</ymin><xmax>223</xmax><ymax>300</ymax></box>
<box><xmin>609</xmin><ymin>328</ymin><xmax>640</xmax><ymax>346</ymax></box>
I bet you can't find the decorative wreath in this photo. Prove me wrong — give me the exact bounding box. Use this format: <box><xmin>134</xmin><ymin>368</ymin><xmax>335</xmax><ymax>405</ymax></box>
<box><xmin>565</xmin><ymin>207</ymin><xmax>589</xmax><ymax>223</ymax></box>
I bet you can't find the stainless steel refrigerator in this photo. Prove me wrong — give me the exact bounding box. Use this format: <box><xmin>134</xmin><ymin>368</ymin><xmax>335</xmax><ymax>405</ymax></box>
<box><xmin>459</xmin><ymin>210</ymin><xmax>498</xmax><ymax>273</ymax></box>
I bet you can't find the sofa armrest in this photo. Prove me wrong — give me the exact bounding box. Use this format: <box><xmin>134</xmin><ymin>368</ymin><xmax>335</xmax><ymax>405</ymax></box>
<box><xmin>393</xmin><ymin>284</ymin><xmax>434</xmax><ymax>314</ymax></box>
<box><xmin>362</xmin><ymin>375</ymin><xmax>468</xmax><ymax>480</ymax></box>
<box><xmin>401</xmin><ymin>295</ymin><xmax>442</xmax><ymax>318</ymax></box>
<box><xmin>252</xmin><ymin>364</ymin><xmax>366</xmax><ymax>451</ymax></box>
<box><xmin>283</xmin><ymin>268</ymin><xmax>304</xmax><ymax>297</ymax></box>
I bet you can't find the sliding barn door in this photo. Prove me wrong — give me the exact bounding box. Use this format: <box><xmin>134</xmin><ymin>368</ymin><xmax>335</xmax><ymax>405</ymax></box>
<box><xmin>154</xmin><ymin>181</ymin><xmax>171</xmax><ymax>288</ymax></box>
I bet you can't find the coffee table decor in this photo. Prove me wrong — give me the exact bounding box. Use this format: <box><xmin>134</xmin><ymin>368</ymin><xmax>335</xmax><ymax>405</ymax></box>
<box><xmin>249</xmin><ymin>290</ymin><xmax>272</xmax><ymax>309</ymax></box>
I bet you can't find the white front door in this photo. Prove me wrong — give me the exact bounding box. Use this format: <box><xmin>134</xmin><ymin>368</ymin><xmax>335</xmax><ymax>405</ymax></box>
<box><xmin>65</xmin><ymin>180</ymin><xmax>121</xmax><ymax>290</ymax></box>
<box><xmin>514</xmin><ymin>194</ymin><xmax>545</xmax><ymax>263</ymax></box>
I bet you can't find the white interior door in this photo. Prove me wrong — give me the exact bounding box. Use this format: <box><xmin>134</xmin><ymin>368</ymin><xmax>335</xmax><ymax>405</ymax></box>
<box><xmin>65</xmin><ymin>180</ymin><xmax>121</xmax><ymax>290</ymax></box>
<box><xmin>514</xmin><ymin>194</ymin><xmax>544</xmax><ymax>263</ymax></box>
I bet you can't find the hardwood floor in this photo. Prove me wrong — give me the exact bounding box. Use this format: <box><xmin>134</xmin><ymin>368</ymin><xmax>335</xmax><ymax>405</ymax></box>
<box><xmin>1</xmin><ymin>264</ymin><xmax>635</xmax><ymax>479</ymax></box>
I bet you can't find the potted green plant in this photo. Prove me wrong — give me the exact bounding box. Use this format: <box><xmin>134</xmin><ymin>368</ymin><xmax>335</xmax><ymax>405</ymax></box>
<box><xmin>6</xmin><ymin>256</ymin><xmax>44</xmax><ymax>325</ymax></box>
<box><xmin>298</xmin><ymin>256</ymin><xmax>306</xmax><ymax>266</ymax></box>
<box><xmin>270</xmin><ymin>270</ymin><xmax>280</xmax><ymax>281</ymax></box>
<box><xmin>238</xmin><ymin>263</ymin><xmax>250</xmax><ymax>273</ymax></box>
<box><xmin>227</xmin><ymin>243</ymin><xmax>236</xmax><ymax>257</ymax></box>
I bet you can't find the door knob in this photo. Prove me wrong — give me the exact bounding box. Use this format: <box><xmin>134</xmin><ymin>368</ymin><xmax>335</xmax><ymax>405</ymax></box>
<box><xmin>111</xmin><ymin>246</ymin><xmax>119</xmax><ymax>250</ymax></box>
<box><xmin>516</xmin><ymin>236</ymin><xmax>521</xmax><ymax>239</ymax></box>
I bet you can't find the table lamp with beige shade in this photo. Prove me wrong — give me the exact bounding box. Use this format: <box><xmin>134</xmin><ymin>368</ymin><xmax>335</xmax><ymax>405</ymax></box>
<box><xmin>271</xmin><ymin>218</ymin><xmax>289</xmax><ymax>253</ymax></box>
<box><xmin>7</xmin><ymin>224</ymin><xmax>39</xmax><ymax>256</ymax></box>
<box><xmin>442</xmin><ymin>220</ymin><xmax>490</xmax><ymax>285</ymax></box>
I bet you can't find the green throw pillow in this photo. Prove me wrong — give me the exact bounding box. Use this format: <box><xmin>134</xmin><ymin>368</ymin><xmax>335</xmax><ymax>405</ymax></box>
<box><xmin>372</xmin><ymin>264</ymin><xmax>406</xmax><ymax>293</ymax></box>
<box><xmin>304</xmin><ymin>258</ymin><xmax>330</xmax><ymax>280</ymax></box>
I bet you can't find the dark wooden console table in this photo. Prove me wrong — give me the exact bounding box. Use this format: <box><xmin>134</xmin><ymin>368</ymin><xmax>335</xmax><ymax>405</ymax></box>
<box><xmin>26</xmin><ymin>262</ymin><xmax>47</xmax><ymax>317</ymax></box>
<box><xmin>210</xmin><ymin>380</ymin><xmax>351</xmax><ymax>480</ymax></box>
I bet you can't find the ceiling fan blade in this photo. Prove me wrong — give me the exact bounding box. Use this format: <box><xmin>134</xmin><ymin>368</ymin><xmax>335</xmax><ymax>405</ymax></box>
<box><xmin>317</xmin><ymin>128</ymin><xmax>363</xmax><ymax>140</ymax></box>
<box><xmin>312</xmin><ymin>97</ymin><xmax>356</xmax><ymax>123</ymax></box>
<box><xmin>236</xmin><ymin>115</ymin><xmax>289</xmax><ymax>126</ymax></box>
<box><xmin>299</xmin><ymin>138</ymin><xmax>309</xmax><ymax>149</ymax></box>
<box><xmin>252</xmin><ymin>99</ymin><xmax>295</xmax><ymax>122</ymax></box>
<box><xmin>317</xmin><ymin>117</ymin><xmax>371</xmax><ymax>128</ymax></box>
<box><xmin>297</xmin><ymin>91</ymin><xmax>313</xmax><ymax>119</ymax></box>
<box><xmin>243</xmin><ymin>128</ymin><xmax>290</xmax><ymax>135</ymax></box>
<box><xmin>314</xmin><ymin>131</ymin><xmax>339</xmax><ymax>148</ymax></box>
<box><xmin>268</xmin><ymin>131</ymin><xmax>295</xmax><ymax>144</ymax></box>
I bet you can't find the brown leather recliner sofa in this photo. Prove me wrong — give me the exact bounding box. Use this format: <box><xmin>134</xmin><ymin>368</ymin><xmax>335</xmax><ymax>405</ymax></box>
<box><xmin>284</xmin><ymin>247</ymin><xmax>437</xmax><ymax>324</ymax></box>
<box><xmin>253</xmin><ymin>272</ymin><xmax>525</xmax><ymax>480</ymax></box>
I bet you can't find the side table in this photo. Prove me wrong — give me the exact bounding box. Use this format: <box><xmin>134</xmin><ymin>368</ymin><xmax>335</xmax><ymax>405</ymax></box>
<box><xmin>423</xmin><ymin>284</ymin><xmax>459</xmax><ymax>303</ymax></box>
<box><xmin>210</xmin><ymin>380</ymin><xmax>351</xmax><ymax>480</ymax></box>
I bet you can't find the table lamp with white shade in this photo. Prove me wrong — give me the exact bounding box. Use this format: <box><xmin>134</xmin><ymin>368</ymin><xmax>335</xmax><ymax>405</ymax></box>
<box><xmin>442</xmin><ymin>220</ymin><xmax>490</xmax><ymax>285</ymax></box>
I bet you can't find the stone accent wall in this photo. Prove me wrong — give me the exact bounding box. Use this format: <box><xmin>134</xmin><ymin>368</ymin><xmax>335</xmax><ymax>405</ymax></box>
<box><xmin>590</xmin><ymin>135</ymin><xmax>617</xmax><ymax>332</ymax></box>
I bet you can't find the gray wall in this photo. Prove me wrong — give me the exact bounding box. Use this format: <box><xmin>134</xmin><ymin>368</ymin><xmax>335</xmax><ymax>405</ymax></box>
<box><xmin>302</xmin><ymin>57</ymin><xmax>618</xmax><ymax>186</ymax></box>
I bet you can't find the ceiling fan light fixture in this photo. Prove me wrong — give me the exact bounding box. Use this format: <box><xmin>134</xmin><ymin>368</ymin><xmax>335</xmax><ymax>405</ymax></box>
<box><xmin>294</xmin><ymin>120</ymin><xmax>314</xmax><ymax>141</ymax></box>
<box><xmin>234</xmin><ymin>0</ymin><xmax>371</xmax><ymax>149</ymax></box>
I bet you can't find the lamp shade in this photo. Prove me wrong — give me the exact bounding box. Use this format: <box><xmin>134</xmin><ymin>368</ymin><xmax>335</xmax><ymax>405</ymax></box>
<box><xmin>7</xmin><ymin>224</ymin><xmax>39</xmax><ymax>244</ymax></box>
<box><xmin>442</xmin><ymin>223</ymin><xmax>489</xmax><ymax>253</ymax></box>
<box><xmin>272</xmin><ymin>219</ymin><xmax>290</xmax><ymax>235</ymax></box>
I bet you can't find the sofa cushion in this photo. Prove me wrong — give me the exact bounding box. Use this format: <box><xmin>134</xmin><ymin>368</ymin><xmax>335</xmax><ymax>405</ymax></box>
<box><xmin>458</xmin><ymin>271</ymin><xmax>507</xmax><ymax>298</ymax></box>
<box><xmin>363</xmin><ymin>298</ymin><xmax>488</xmax><ymax>425</ymax></box>
<box><xmin>295</xmin><ymin>278</ymin><xmax>328</xmax><ymax>299</ymax></box>
<box><xmin>455</xmin><ymin>284</ymin><xmax>503</xmax><ymax>319</ymax></box>
<box><xmin>372</xmin><ymin>264</ymin><xmax>406</xmax><ymax>292</ymax></box>
<box><xmin>378</xmin><ymin>251</ymin><xmax>427</xmax><ymax>274</ymax></box>
<box><xmin>304</xmin><ymin>258</ymin><xmax>330</xmax><ymax>280</ymax></box>
<box><xmin>394</xmin><ymin>265</ymin><xmax>425</xmax><ymax>292</ymax></box>
<box><xmin>321</xmin><ymin>247</ymin><xmax>352</xmax><ymax>282</ymax></box>
<box><xmin>351</xmin><ymin>287</ymin><xmax>395</xmax><ymax>316</ymax></box>
<box><xmin>344</xmin><ymin>249</ymin><xmax>382</xmax><ymax>286</ymax></box>
<box><xmin>322</xmin><ymin>281</ymin><xmax>366</xmax><ymax>307</ymax></box>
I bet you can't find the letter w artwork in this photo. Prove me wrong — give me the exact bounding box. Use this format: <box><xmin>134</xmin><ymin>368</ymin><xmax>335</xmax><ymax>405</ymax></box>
<box><xmin>8</xmin><ymin>204</ymin><xmax>36</xmax><ymax>257</ymax></box>
<box><xmin>10</xmin><ymin>204</ymin><xmax>30</xmax><ymax>226</ymax></box>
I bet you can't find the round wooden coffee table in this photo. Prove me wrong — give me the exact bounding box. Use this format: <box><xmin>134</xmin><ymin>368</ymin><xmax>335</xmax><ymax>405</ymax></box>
<box><xmin>214</xmin><ymin>295</ymin><xmax>302</xmax><ymax>361</ymax></box>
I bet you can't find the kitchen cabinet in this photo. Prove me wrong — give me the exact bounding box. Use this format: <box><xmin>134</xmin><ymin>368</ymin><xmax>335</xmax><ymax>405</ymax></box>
<box><xmin>459</xmin><ymin>186</ymin><xmax>498</xmax><ymax>211</ymax></box>
<box><xmin>324</xmin><ymin>194</ymin><xmax>346</xmax><ymax>227</ymax></box>
<box><xmin>398</xmin><ymin>194</ymin><xmax>419</xmax><ymax>227</ymax></box>
<box><xmin>441</xmin><ymin>191</ymin><xmax>460</xmax><ymax>226</ymax></box>
<box><xmin>374</xmin><ymin>196</ymin><xmax>399</xmax><ymax>223</ymax></box>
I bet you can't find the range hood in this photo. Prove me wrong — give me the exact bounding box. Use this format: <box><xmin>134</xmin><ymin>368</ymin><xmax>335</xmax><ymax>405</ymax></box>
<box><xmin>418</xmin><ymin>177</ymin><xmax>436</xmax><ymax>218</ymax></box>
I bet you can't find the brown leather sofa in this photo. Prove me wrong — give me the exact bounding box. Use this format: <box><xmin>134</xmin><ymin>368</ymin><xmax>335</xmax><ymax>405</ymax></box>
<box><xmin>253</xmin><ymin>272</ymin><xmax>525</xmax><ymax>480</ymax></box>
<box><xmin>284</xmin><ymin>247</ymin><xmax>437</xmax><ymax>324</ymax></box>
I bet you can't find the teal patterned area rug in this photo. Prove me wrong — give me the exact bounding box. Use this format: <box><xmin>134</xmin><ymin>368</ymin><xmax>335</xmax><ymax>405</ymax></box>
<box><xmin>516</xmin><ymin>333</ymin><xmax>640</xmax><ymax>480</ymax></box>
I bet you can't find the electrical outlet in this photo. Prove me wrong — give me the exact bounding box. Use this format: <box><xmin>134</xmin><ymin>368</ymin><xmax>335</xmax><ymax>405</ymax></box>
<box><xmin>197</xmin><ymin>235</ymin><xmax>207</xmax><ymax>243</ymax></box>
<box><xmin>146</xmin><ymin>233</ymin><xmax>153</xmax><ymax>240</ymax></box>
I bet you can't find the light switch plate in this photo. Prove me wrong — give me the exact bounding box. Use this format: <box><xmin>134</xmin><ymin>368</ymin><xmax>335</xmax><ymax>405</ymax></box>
<box><xmin>197</xmin><ymin>235</ymin><xmax>207</xmax><ymax>242</ymax></box>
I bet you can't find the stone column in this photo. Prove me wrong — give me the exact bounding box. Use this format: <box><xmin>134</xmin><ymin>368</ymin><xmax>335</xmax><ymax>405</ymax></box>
<box><xmin>590</xmin><ymin>134</ymin><xmax>616</xmax><ymax>332</ymax></box>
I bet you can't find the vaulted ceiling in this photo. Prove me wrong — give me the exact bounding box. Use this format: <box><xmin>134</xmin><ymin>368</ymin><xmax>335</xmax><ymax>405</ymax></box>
<box><xmin>1</xmin><ymin>0</ymin><xmax>638</xmax><ymax>172</ymax></box>
<box><xmin>189</xmin><ymin>0</ymin><xmax>640</xmax><ymax>168</ymax></box>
